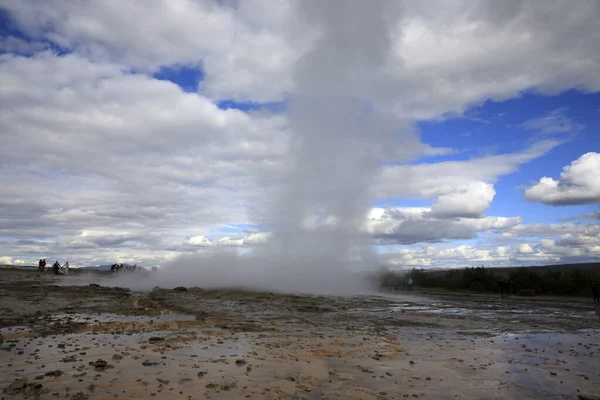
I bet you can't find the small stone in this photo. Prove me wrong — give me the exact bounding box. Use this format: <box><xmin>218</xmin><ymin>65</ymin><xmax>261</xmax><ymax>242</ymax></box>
<box><xmin>235</xmin><ymin>359</ymin><xmax>247</xmax><ymax>366</ymax></box>
<box><xmin>71</xmin><ymin>392</ymin><xmax>90</xmax><ymax>400</ymax></box>
<box><xmin>148</xmin><ymin>337</ymin><xmax>165</xmax><ymax>343</ymax></box>
<box><xmin>93</xmin><ymin>359</ymin><xmax>108</xmax><ymax>370</ymax></box>
<box><xmin>6</xmin><ymin>379</ymin><xmax>27</xmax><ymax>393</ymax></box>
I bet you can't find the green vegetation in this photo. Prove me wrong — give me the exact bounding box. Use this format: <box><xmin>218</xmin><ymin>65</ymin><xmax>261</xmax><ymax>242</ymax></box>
<box><xmin>381</xmin><ymin>264</ymin><xmax>600</xmax><ymax>297</ymax></box>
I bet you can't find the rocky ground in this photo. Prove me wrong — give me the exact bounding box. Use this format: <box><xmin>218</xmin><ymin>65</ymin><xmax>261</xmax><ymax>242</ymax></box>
<box><xmin>1</xmin><ymin>268</ymin><xmax>599</xmax><ymax>400</ymax></box>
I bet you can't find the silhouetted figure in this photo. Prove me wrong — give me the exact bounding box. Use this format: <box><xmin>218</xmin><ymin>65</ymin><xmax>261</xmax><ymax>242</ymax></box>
<box><xmin>38</xmin><ymin>258</ymin><xmax>46</xmax><ymax>274</ymax></box>
<box><xmin>592</xmin><ymin>282</ymin><xmax>600</xmax><ymax>304</ymax></box>
<box><xmin>499</xmin><ymin>278</ymin><xmax>506</xmax><ymax>298</ymax></box>
<box><xmin>510</xmin><ymin>280</ymin><xmax>517</xmax><ymax>297</ymax></box>
<box><xmin>52</xmin><ymin>261</ymin><xmax>61</xmax><ymax>275</ymax></box>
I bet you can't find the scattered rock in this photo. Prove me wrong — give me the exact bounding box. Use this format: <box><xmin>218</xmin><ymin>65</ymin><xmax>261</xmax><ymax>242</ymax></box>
<box><xmin>148</xmin><ymin>337</ymin><xmax>165</xmax><ymax>343</ymax></box>
<box><xmin>142</xmin><ymin>360</ymin><xmax>160</xmax><ymax>366</ymax></box>
<box><xmin>45</xmin><ymin>370</ymin><xmax>63</xmax><ymax>377</ymax></box>
<box><xmin>579</xmin><ymin>395</ymin><xmax>600</xmax><ymax>400</ymax></box>
<box><xmin>62</xmin><ymin>355</ymin><xmax>77</xmax><ymax>363</ymax></box>
<box><xmin>205</xmin><ymin>383</ymin><xmax>219</xmax><ymax>389</ymax></box>
<box><xmin>235</xmin><ymin>359</ymin><xmax>247</xmax><ymax>366</ymax></box>
<box><xmin>197</xmin><ymin>371</ymin><xmax>207</xmax><ymax>378</ymax></box>
<box><xmin>112</xmin><ymin>354</ymin><xmax>123</xmax><ymax>360</ymax></box>
<box><xmin>71</xmin><ymin>392</ymin><xmax>90</xmax><ymax>400</ymax></box>
<box><xmin>93</xmin><ymin>359</ymin><xmax>108</xmax><ymax>370</ymax></box>
<box><xmin>5</xmin><ymin>378</ymin><xmax>27</xmax><ymax>393</ymax></box>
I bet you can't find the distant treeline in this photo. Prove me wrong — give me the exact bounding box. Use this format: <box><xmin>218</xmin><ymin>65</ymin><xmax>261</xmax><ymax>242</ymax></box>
<box><xmin>380</xmin><ymin>265</ymin><xmax>600</xmax><ymax>297</ymax></box>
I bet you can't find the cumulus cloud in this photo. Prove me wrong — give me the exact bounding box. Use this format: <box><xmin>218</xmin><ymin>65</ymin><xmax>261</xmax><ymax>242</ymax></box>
<box><xmin>186</xmin><ymin>236</ymin><xmax>213</xmax><ymax>247</ymax></box>
<box><xmin>381</xmin><ymin>224</ymin><xmax>600</xmax><ymax>269</ymax></box>
<box><xmin>525</xmin><ymin>152</ymin><xmax>600</xmax><ymax>205</ymax></box>
<box><xmin>364</xmin><ymin>206</ymin><xmax>521</xmax><ymax>245</ymax></box>
<box><xmin>430</xmin><ymin>182</ymin><xmax>495</xmax><ymax>218</ymax></box>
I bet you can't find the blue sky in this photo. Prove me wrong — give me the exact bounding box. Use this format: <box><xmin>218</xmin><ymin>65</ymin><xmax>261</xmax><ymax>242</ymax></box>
<box><xmin>0</xmin><ymin>1</ymin><xmax>599</xmax><ymax>269</ymax></box>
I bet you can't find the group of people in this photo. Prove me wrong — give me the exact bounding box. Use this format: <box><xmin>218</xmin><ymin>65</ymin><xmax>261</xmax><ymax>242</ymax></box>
<box><xmin>393</xmin><ymin>277</ymin><xmax>414</xmax><ymax>291</ymax></box>
<box><xmin>498</xmin><ymin>278</ymin><xmax>517</xmax><ymax>297</ymax></box>
<box><xmin>38</xmin><ymin>258</ymin><xmax>69</xmax><ymax>275</ymax></box>
<box><xmin>110</xmin><ymin>263</ymin><xmax>137</xmax><ymax>273</ymax></box>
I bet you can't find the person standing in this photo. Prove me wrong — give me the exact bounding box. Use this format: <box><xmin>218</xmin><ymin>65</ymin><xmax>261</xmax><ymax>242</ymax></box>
<box><xmin>38</xmin><ymin>258</ymin><xmax>45</xmax><ymax>274</ymax></box>
<box><xmin>499</xmin><ymin>278</ymin><xmax>506</xmax><ymax>298</ymax></box>
<box><xmin>63</xmin><ymin>261</ymin><xmax>70</xmax><ymax>275</ymax></box>
<box><xmin>591</xmin><ymin>282</ymin><xmax>600</xmax><ymax>304</ymax></box>
<box><xmin>52</xmin><ymin>260</ymin><xmax>61</xmax><ymax>275</ymax></box>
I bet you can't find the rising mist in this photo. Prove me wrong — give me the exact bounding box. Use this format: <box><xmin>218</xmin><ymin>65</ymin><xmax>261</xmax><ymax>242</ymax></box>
<box><xmin>157</xmin><ymin>1</ymin><xmax>419</xmax><ymax>295</ymax></box>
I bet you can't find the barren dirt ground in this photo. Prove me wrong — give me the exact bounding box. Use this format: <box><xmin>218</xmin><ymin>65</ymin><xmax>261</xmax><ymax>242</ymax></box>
<box><xmin>1</xmin><ymin>269</ymin><xmax>599</xmax><ymax>400</ymax></box>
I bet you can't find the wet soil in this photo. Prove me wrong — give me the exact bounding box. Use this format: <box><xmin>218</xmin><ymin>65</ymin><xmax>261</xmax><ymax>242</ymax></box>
<box><xmin>1</xmin><ymin>270</ymin><xmax>599</xmax><ymax>399</ymax></box>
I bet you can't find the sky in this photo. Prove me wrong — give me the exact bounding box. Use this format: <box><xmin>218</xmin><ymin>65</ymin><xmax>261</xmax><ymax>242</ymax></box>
<box><xmin>0</xmin><ymin>0</ymin><xmax>599</xmax><ymax>270</ymax></box>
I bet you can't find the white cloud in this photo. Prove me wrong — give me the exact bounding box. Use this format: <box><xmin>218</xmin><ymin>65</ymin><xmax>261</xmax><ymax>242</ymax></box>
<box><xmin>521</xmin><ymin>108</ymin><xmax>583</xmax><ymax>134</ymax></box>
<box><xmin>365</xmin><ymin>206</ymin><xmax>520</xmax><ymax>246</ymax></box>
<box><xmin>525</xmin><ymin>152</ymin><xmax>600</xmax><ymax>205</ymax></box>
<box><xmin>2</xmin><ymin>0</ymin><xmax>600</xmax><ymax>111</ymax></box>
<box><xmin>187</xmin><ymin>236</ymin><xmax>213</xmax><ymax>247</ymax></box>
<box><xmin>377</xmin><ymin>139</ymin><xmax>560</xmax><ymax>199</ymax></box>
<box><xmin>380</xmin><ymin>219</ymin><xmax>600</xmax><ymax>269</ymax></box>
<box><xmin>421</xmin><ymin>144</ymin><xmax>458</xmax><ymax>157</ymax></box>
<box><xmin>0</xmin><ymin>0</ymin><xmax>314</xmax><ymax>103</ymax></box>
<box><xmin>430</xmin><ymin>182</ymin><xmax>495</xmax><ymax>218</ymax></box>
<box><xmin>517</xmin><ymin>243</ymin><xmax>534</xmax><ymax>254</ymax></box>
<box><xmin>219</xmin><ymin>232</ymin><xmax>273</xmax><ymax>247</ymax></box>
<box><xmin>0</xmin><ymin>36</ymin><xmax>47</xmax><ymax>54</ymax></box>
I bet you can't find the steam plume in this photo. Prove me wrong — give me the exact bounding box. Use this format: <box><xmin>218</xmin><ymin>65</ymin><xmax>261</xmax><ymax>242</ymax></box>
<box><xmin>152</xmin><ymin>1</ymin><xmax>418</xmax><ymax>294</ymax></box>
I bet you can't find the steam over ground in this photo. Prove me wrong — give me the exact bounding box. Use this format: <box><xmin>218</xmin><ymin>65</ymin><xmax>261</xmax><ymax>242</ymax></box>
<box><xmin>147</xmin><ymin>1</ymin><xmax>418</xmax><ymax>295</ymax></box>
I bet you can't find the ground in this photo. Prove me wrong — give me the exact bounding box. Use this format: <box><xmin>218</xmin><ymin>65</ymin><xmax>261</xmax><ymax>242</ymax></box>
<box><xmin>1</xmin><ymin>268</ymin><xmax>599</xmax><ymax>400</ymax></box>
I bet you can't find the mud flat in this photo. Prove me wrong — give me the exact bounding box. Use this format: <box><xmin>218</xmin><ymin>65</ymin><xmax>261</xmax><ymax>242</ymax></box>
<box><xmin>1</xmin><ymin>270</ymin><xmax>599</xmax><ymax>399</ymax></box>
